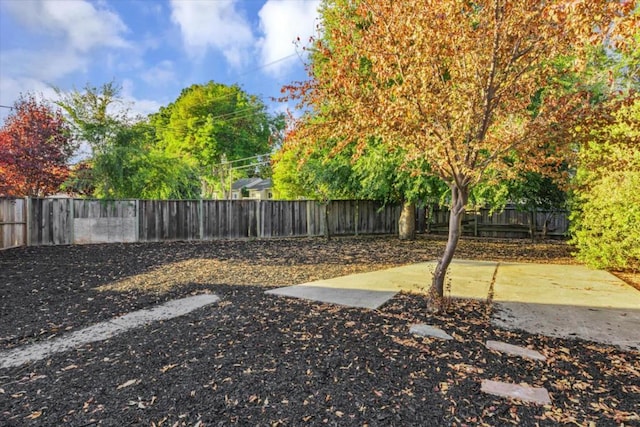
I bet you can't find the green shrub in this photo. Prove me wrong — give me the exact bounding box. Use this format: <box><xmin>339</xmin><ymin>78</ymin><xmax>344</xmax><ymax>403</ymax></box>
<box><xmin>570</xmin><ymin>171</ymin><xmax>640</xmax><ymax>271</ymax></box>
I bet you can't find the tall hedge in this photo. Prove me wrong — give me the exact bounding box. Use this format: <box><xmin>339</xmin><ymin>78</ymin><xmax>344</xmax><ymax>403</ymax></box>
<box><xmin>571</xmin><ymin>172</ymin><xmax>640</xmax><ymax>271</ymax></box>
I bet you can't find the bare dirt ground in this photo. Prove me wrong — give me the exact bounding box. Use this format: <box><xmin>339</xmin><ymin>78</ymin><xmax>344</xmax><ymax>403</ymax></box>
<box><xmin>1</xmin><ymin>235</ymin><xmax>638</xmax><ymax>426</ymax></box>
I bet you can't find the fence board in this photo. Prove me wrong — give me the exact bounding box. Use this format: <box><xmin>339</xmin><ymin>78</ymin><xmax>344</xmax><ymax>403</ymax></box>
<box><xmin>260</xmin><ymin>201</ymin><xmax>309</xmax><ymax>237</ymax></box>
<box><xmin>139</xmin><ymin>200</ymin><xmax>200</xmax><ymax>241</ymax></box>
<box><xmin>27</xmin><ymin>198</ymin><xmax>72</xmax><ymax>246</ymax></box>
<box><xmin>306</xmin><ymin>202</ymin><xmax>325</xmax><ymax>237</ymax></box>
<box><xmin>202</xmin><ymin>200</ymin><xmax>256</xmax><ymax>239</ymax></box>
<box><xmin>0</xmin><ymin>198</ymin><xmax>26</xmax><ymax>250</ymax></box>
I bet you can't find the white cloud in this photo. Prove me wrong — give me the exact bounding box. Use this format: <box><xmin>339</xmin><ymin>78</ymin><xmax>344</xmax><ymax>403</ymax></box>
<box><xmin>170</xmin><ymin>0</ymin><xmax>254</xmax><ymax>67</ymax></box>
<box><xmin>0</xmin><ymin>0</ymin><xmax>130</xmax><ymax>113</ymax></box>
<box><xmin>0</xmin><ymin>49</ymin><xmax>88</xmax><ymax>81</ymax></box>
<box><xmin>121</xmin><ymin>80</ymin><xmax>163</xmax><ymax>118</ymax></box>
<box><xmin>0</xmin><ymin>76</ymin><xmax>60</xmax><ymax>124</ymax></box>
<box><xmin>3</xmin><ymin>0</ymin><xmax>129</xmax><ymax>52</ymax></box>
<box><xmin>257</xmin><ymin>0</ymin><xmax>320</xmax><ymax>77</ymax></box>
<box><xmin>141</xmin><ymin>61</ymin><xmax>176</xmax><ymax>87</ymax></box>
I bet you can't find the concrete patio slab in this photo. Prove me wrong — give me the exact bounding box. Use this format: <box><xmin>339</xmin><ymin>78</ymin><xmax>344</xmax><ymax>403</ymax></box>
<box><xmin>492</xmin><ymin>302</ymin><xmax>640</xmax><ymax>351</ymax></box>
<box><xmin>492</xmin><ymin>263</ymin><xmax>640</xmax><ymax>351</ymax></box>
<box><xmin>265</xmin><ymin>258</ymin><xmax>639</xmax><ymax>350</ymax></box>
<box><xmin>493</xmin><ymin>263</ymin><xmax>639</xmax><ymax>308</ymax></box>
<box><xmin>265</xmin><ymin>259</ymin><xmax>496</xmax><ymax>309</ymax></box>
<box><xmin>265</xmin><ymin>286</ymin><xmax>398</xmax><ymax>310</ymax></box>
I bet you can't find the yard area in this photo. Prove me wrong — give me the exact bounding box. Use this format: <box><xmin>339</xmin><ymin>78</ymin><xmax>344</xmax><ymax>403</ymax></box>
<box><xmin>1</xmin><ymin>236</ymin><xmax>638</xmax><ymax>426</ymax></box>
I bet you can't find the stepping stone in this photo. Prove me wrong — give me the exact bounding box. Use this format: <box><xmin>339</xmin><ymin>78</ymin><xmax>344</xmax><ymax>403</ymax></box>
<box><xmin>409</xmin><ymin>324</ymin><xmax>453</xmax><ymax>340</ymax></box>
<box><xmin>486</xmin><ymin>340</ymin><xmax>546</xmax><ymax>361</ymax></box>
<box><xmin>481</xmin><ymin>379</ymin><xmax>551</xmax><ymax>405</ymax></box>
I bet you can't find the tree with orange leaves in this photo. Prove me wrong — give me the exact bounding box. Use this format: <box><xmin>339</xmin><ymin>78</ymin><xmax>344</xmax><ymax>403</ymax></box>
<box><xmin>283</xmin><ymin>0</ymin><xmax>637</xmax><ymax>305</ymax></box>
<box><xmin>0</xmin><ymin>94</ymin><xmax>75</xmax><ymax>197</ymax></box>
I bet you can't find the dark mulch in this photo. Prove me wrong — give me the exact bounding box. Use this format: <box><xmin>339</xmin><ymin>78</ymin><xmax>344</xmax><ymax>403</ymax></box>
<box><xmin>0</xmin><ymin>236</ymin><xmax>638</xmax><ymax>426</ymax></box>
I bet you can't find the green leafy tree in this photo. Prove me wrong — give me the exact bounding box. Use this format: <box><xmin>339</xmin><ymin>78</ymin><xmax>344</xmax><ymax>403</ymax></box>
<box><xmin>54</xmin><ymin>81</ymin><xmax>128</xmax><ymax>154</ymax></box>
<box><xmin>92</xmin><ymin>122</ymin><xmax>200</xmax><ymax>199</ymax></box>
<box><xmin>351</xmin><ymin>140</ymin><xmax>448</xmax><ymax>239</ymax></box>
<box><xmin>61</xmin><ymin>161</ymin><xmax>96</xmax><ymax>197</ymax></box>
<box><xmin>55</xmin><ymin>82</ymin><xmax>200</xmax><ymax>199</ymax></box>
<box><xmin>151</xmin><ymin>82</ymin><xmax>283</xmax><ymax>197</ymax></box>
<box><xmin>273</xmin><ymin>136</ymin><xmax>448</xmax><ymax>239</ymax></box>
<box><xmin>272</xmin><ymin>140</ymin><xmax>359</xmax><ymax>201</ymax></box>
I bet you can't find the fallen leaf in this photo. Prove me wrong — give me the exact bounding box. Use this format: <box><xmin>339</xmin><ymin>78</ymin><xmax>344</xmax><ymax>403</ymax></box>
<box><xmin>160</xmin><ymin>364</ymin><xmax>177</xmax><ymax>373</ymax></box>
<box><xmin>116</xmin><ymin>379</ymin><xmax>139</xmax><ymax>390</ymax></box>
<box><xmin>25</xmin><ymin>411</ymin><xmax>42</xmax><ymax>419</ymax></box>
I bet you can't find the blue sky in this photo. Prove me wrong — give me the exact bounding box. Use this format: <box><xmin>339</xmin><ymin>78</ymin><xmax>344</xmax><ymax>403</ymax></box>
<box><xmin>0</xmin><ymin>0</ymin><xmax>321</xmax><ymax>123</ymax></box>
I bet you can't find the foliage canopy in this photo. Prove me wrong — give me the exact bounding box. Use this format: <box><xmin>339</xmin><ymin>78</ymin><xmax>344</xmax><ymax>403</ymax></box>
<box><xmin>284</xmin><ymin>0</ymin><xmax>636</xmax><ymax>299</ymax></box>
<box><xmin>0</xmin><ymin>94</ymin><xmax>74</xmax><ymax>197</ymax></box>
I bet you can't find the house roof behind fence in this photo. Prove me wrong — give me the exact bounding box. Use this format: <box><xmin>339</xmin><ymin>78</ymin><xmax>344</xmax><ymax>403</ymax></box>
<box><xmin>232</xmin><ymin>178</ymin><xmax>272</xmax><ymax>191</ymax></box>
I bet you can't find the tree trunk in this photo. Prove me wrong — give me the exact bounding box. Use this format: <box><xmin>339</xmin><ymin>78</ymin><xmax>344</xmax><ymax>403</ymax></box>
<box><xmin>398</xmin><ymin>201</ymin><xmax>416</xmax><ymax>240</ymax></box>
<box><xmin>431</xmin><ymin>184</ymin><xmax>469</xmax><ymax>301</ymax></box>
<box><xmin>542</xmin><ymin>212</ymin><xmax>553</xmax><ymax>238</ymax></box>
<box><xmin>530</xmin><ymin>209</ymin><xmax>536</xmax><ymax>242</ymax></box>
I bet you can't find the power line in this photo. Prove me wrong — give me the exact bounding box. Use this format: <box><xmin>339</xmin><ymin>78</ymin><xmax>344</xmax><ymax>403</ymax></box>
<box><xmin>207</xmin><ymin>105</ymin><xmax>263</xmax><ymax>121</ymax></box>
<box><xmin>230</xmin><ymin>162</ymin><xmax>270</xmax><ymax>172</ymax></box>
<box><xmin>149</xmin><ymin>51</ymin><xmax>308</xmax><ymax>115</ymax></box>
<box><xmin>224</xmin><ymin>154</ymin><xmax>271</xmax><ymax>164</ymax></box>
<box><xmin>0</xmin><ymin>105</ymin><xmax>13</xmax><ymax>109</ymax></box>
<box><xmin>236</xmin><ymin>52</ymin><xmax>300</xmax><ymax>78</ymax></box>
<box><xmin>150</xmin><ymin>104</ymin><xmax>283</xmax><ymax>134</ymax></box>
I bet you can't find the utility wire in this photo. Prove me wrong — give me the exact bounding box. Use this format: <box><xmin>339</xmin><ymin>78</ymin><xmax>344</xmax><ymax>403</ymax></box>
<box><xmin>236</xmin><ymin>52</ymin><xmax>300</xmax><ymax>78</ymax></box>
<box><xmin>150</xmin><ymin>51</ymin><xmax>307</xmax><ymax>114</ymax></box>
<box><xmin>151</xmin><ymin>107</ymin><xmax>283</xmax><ymax>134</ymax></box>
<box><xmin>222</xmin><ymin>154</ymin><xmax>271</xmax><ymax>164</ymax></box>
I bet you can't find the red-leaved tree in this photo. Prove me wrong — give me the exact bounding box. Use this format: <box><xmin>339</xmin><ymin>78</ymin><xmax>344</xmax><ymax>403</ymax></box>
<box><xmin>0</xmin><ymin>94</ymin><xmax>75</xmax><ymax>197</ymax></box>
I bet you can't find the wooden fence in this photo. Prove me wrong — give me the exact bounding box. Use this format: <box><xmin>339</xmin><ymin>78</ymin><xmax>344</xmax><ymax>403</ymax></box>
<box><xmin>0</xmin><ymin>197</ymin><xmax>568</xmax><ymax>250</ymax></box>
<box><xmin>421</xmin><ymin>205</ymin><xmax>569</xmax><ymax>239</ymax></box>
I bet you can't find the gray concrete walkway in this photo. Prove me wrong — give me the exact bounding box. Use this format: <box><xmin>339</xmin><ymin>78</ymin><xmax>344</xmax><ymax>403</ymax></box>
<box><xmin>0</xmin><ymin>294</ymin><xmax>220</xmax><ymax>369</ymax></box>
<box><xmin>266</xmin><ymin>260</ymin><xmax>640</xmax><ymax>350</ymax></box>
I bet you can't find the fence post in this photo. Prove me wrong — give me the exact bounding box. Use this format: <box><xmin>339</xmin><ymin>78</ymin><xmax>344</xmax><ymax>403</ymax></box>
<box><xmin>20</xmin><ymin>197</ymin><xmax>26</xmax><ymax>248</ymax></box>
<box><xmin>256</xmin><ymin>199</ymin><xmax>261</xmax><ymax>238</ymax></box>
<box><xmin>135</xmin><ymin>199</ymin><xmax>140</xmax><ymax>242</ymax></box>
<box><xmin>69</xmin><ymin>198</ymin><xmax>75</xmax><ymax>244</ymax></box>
<box><xmin>354</xmin><ymin>201</ymin><xmax>359</xmax><ymax>236</ymax></box>
<box><xmin>474</xmin><ymin>209</ymin><xmax>478</xmax><ymax>237</ymax></box>
<box><xmin>199</xmin><ymin>199</ymin><xmax>204</xmax><ymax>240</ymax></box>
<box><xmin>25</xmin><ymin>197</ymin><xmax>32</xmax><ymax>246</ymax></box>
<box><xmin>306</xmin><ymin>201</ymin><xmax>312</xmax><ymax>237</ymax></box>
